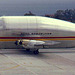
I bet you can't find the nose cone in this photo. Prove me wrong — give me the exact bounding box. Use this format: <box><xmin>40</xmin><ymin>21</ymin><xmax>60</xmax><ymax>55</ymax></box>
<box><xmin>0</xmin><ymin>17</ymin><xmax>3</xmax><ymax>29</ymax></box>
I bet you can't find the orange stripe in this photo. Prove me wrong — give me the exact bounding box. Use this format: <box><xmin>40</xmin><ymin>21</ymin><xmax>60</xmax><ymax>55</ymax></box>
<box><xmin>0</xmin><ymin>39</ymin><xmax>18</xmax><ymax>41</ymax></box>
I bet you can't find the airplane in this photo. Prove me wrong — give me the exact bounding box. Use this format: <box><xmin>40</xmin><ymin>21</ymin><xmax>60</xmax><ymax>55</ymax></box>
<box><xmin>0</xmin><ymin>16</ymin><xmax>75</xmax><ymax>54</ymax></box>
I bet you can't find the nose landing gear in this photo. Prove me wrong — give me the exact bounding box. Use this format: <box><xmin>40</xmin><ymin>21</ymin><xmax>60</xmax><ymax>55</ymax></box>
<box><xmin>15</xmin><ymin>41</ymin><xmax>39</xmax><ymax>54</ymax></box>
<box><xmin>33</xmin><ymin>50</ymin><xmax>39</xmax><ymax>54</ymax></box>
<box><xmin>26</xmin><ymin>49</ymin><xmax>39</xmax><ymax>54</ymax></box>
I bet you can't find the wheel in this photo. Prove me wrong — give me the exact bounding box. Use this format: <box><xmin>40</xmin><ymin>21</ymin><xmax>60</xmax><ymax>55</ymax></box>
<box><xmin>26</xmin><ymin>49</ymin><xmax>30</xmax><ymax>52</ymax></box>
<box><xmin>33</xmin><ymin>50</ymin><xmax>39</xmax><ymax>54</ymax></box>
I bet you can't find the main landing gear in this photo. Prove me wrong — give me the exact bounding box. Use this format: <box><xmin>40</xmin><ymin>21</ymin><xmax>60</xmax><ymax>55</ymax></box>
<box><xmin>26</xmin><ymin>49</ymin><xmax>39</xmax><ymax>54</ymax></box>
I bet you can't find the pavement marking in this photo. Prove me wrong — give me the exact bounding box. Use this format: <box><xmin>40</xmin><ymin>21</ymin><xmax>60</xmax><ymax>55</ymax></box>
<box><xmin>1</xmin><ymin>65</ymin><xmax>20</xmax><ymax>71</ymax></box>
<box><xmin>54</xmin><ymin>65</ymin><xmax>63</xmax><ymax>70</ymax></box>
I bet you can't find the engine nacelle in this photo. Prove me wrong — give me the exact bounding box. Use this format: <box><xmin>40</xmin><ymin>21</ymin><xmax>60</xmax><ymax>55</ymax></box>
<box><xmin>15</xmin><ymin>39</ymin><xmax>45</xmax><ymax>48</ymax></box>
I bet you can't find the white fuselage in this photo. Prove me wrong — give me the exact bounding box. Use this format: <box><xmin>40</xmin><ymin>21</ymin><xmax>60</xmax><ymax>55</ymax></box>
<box><xmin>0</xmin><ymin>16</ymin><xmax>75</xmax><ymax>49</ymax></box>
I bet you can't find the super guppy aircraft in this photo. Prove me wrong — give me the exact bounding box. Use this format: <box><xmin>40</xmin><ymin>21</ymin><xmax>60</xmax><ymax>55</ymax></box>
<box><xmin>0</xmin><ymin>16</ymin><xmax>75</xmax><ymax>54</ymax></box>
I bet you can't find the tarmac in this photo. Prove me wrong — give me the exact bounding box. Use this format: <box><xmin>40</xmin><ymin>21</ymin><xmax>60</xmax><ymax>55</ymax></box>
<box><xmin>0</xmin><ymin>48</ymin><xmax>75</xmax><ymax>75</ymax></box>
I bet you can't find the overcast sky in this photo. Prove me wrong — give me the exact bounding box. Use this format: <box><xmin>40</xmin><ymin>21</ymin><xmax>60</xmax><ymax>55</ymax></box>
<box><xmin>0</xmin><ymin>0</ymin><xmax>74</xmax><ymax>16</ymax></box>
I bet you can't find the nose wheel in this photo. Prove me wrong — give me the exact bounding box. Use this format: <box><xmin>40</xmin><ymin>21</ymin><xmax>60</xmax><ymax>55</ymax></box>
<box><xmin>26</xmin><ymin>49</ymin><xmax>30</xmax><ymax>52</ymax></box>
<box><xmin>33</xmin><ymin>50</ymin><xmax>39</xmax><ymax>54</ymax></box>
<box><xmin>25</xmin><ymin>49</ymin><xmax>39</xmax><ymax>54</ymax></box>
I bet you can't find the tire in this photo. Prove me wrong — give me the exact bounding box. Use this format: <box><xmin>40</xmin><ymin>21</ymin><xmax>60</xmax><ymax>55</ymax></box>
<box><xmin>26</xmin><ymin>49</ymin><xmax>30</xmax><ymax>52</ymax></box>
<box><xmin>33</xmin><ymin>50</ymin><xmax>39</xmax><ymax>54</ymax></box>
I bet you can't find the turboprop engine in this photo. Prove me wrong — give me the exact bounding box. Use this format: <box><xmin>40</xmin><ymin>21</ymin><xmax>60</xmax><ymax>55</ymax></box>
<box><xmin>15</xmin><ymin>39</ymin><xmax>45</xmax><ymax>48</ymax></box>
